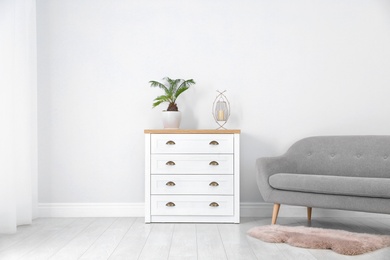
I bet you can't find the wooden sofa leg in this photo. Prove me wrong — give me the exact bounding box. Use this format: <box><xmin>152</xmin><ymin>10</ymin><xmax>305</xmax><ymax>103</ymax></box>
<box><xmin>307</xmin><ymin>207</ymin><xmax>312</xmax><ymax>222</ymax></box>
<box><xmin>272</xmin><ymin>203</ymin><xmax>281</xmax><ymax>225</ymax></box>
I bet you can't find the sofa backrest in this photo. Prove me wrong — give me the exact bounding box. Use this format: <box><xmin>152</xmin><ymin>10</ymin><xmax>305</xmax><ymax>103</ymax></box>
<box><xmin>286</xmin><ymin>136</ymin><xmax>390</xmax><ymax>178</ymax></box>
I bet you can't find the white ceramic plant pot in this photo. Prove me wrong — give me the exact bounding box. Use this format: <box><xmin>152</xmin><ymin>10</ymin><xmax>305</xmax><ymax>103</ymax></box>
<box><xmin>162</xmin><ymin>111</ymin><xmax>181</xmax><ymax>129</ymax></box>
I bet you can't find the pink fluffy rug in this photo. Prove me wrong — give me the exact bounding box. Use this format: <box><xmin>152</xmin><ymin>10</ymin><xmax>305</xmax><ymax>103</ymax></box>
<box><xmin>247</xmin><ymin>225</ymin><xmax>390</xmax><ymax>255</ymax></box>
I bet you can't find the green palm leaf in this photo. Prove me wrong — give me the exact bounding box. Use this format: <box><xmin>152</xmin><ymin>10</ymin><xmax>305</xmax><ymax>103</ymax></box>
<box><xmin>175</xmin><ymin>79</ymin><xmax>195</xmax><ymax>99</ymax></box>
<box><xmin>149</xmin><ymin>80</ymin><xmax>169</xmax><ymax>95</ymax></box>
<box><xmin>152</xmin><ymin>95</ymin><xmax>172</xmax><ymax>108</ymax></box>
<box><xmin>164</xmin><ymin>78</ymin><xmax>181</xmax><ymax>96</ymax></box>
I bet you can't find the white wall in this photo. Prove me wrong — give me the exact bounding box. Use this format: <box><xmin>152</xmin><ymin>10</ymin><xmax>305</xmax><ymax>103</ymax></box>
<box><xmin>37</xmin><ymin>0</ymin><xmax>390</xmax><ymax>208</ymax></box>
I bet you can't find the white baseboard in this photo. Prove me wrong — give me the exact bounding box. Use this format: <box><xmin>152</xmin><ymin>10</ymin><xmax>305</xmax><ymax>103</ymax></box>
<box><xmin>38</xmin><ymin>203</ymin><xmax>144</xmax><ymax>217</ymax></box>
<box><xmin>38</xmin><ymin>202</ymin><xmax>390</xmax><ymax>218</ymax></box>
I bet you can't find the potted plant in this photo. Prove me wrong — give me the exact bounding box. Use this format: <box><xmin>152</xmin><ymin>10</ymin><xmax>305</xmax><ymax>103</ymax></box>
<box><xmin>149</xmin><ymin>77</ymin><xmax>196</xmax><ymax>129</ymax></box>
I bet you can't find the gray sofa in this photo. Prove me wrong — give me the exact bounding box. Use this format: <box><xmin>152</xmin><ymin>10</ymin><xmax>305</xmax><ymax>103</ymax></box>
<box><xmin>256</xmin><ymin>136</ymin><xmax>390</xmax><ymax>224</ymax></box>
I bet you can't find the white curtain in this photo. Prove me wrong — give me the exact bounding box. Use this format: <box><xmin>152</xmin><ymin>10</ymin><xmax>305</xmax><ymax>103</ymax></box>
<box><xmin>0</xmin><ymin>0</ymin><xmax>37</xmax><ymax>234</ymax></box>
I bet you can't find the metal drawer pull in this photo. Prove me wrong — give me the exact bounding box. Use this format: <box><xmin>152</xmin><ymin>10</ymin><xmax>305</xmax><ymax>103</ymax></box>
<box><xmin>166</xmin><ymin>140</ymin><xmax>176</xmax><ymax>145</ymax></box>
<box><xmin>209</xmin><ymin>161</ymin><xmax>219</xmax><ymax>166</ymax></box>
<box><xmin>209</xmin><ymin>140</ymin><xmax>219</xmax><ymax>145</ymax></box>
<box><xmin>166</xmin><ymin>161</ymin><xmax>176</xmax><ymax>166</ymax></box>
<box><xmin>166</xmin><ymin>181</ymin><xmax>176</xmax><ymax>186</ymax></box>
<box><xmin>209</xmin><ymin>202</ymin><xmax>219</xmax><ymax>207</ymax></box>
<box><xmin>166</xmin><ymin>202</ymin><xmax>175</xmax><ymax>207</ymax></box>
<box><xmin>209</xmin><ymin>181</ymin><xmax>219</xmax><ymax>187</ymax></box>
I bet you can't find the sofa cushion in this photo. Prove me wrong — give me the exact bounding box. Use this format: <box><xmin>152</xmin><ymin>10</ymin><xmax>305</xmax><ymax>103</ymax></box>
<box><xmin>269</xmin><ymin>173</ymin><xmax>390</xmax><ymax>199</ymax></box>
<box><xmin>286</xmin><ymin>136</ymin><xmax>390</xmax><ymax>178</ymax></box>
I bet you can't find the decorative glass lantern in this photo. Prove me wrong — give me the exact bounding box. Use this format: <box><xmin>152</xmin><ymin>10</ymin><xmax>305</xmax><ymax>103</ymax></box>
<box><xmin>212</xmin><ymin>90</ymin><xmax>230</xmax><ymax>129</ymax></box>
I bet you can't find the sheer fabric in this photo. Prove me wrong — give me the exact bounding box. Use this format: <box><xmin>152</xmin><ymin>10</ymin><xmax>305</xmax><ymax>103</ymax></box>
<box><xmin>0</xmin><ymin>0</ymin><xmax>37</xmax><ymax>234</ymax></box>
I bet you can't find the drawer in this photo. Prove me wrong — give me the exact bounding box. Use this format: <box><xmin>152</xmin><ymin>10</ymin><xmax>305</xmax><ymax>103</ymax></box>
<box><xmin>151</xmin><ymin>155</ymin><xmax>233</xmax><ymax>174</ymax></box>
<box><xmin>151</xmin><ymin>175</ymin><xmax>233</xmax><ymax>195</ymax></box>
<box><xmin>151</xmin><ymin>134</ymin><xmax>233</xmax><ymax>154</ymax></box>
<box><xmin>151</xmin><ymin>195</ymin><xmax>234</xmax><ymax>216</ymax></box>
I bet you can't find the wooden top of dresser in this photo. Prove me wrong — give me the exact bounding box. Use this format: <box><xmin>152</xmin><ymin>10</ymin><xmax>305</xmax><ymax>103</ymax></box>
<box><xmin>144</xmin><ymin>129</ymin><xmax>241</xmax><ymax>134</ymax></box>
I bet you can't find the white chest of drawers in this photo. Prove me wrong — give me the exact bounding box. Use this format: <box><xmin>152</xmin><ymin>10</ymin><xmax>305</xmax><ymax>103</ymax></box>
<box><xmin>144</xmin><ymin>129</ymin><xmax>240</xmax><ymax>223</ymax></box>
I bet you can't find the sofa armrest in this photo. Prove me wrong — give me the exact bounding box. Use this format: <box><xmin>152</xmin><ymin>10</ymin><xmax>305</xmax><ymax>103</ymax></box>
<box><xmin>256</xmin><ymin>156</ymin><xmax>297</xmax><ymax>202</ymax></box>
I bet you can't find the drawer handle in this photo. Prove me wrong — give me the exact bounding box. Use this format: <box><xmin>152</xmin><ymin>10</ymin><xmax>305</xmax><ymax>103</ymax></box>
<box><xmin>166</xmin><ymin>181</ymin><xmax>176</xmax><ymax>186</ymax></box>
<box><xmin>209</xmin><ymin>140</ymin><xmax>219</xmax><ymax>145</ymax></box>
<box><xmin>209</xmin><ymin>161</ymin><xmax>219</xmax><ymax>166</ymax></box>
<box><xmin>209</xmin><ymin>202</ymin><xmax>219</xmax><ymax>207</ymax></box>
<box><xmin>166</xmin><ymin>202</ymin><xmax>176</xmax><ymax>207</ymax></box>
<box><xmin>166</xmin><ymin>140</ymin><xmax>176</xmax><ymax>145</ymax></box>
<box><xmin>166</xmin><ymin>161</ymin><xmax>176</xmax><ymax>166</ymax></box>
<box><xmin>209</xmin><ymin>181</ymin><xmax>219</xmax><ymax>187</ymax></box>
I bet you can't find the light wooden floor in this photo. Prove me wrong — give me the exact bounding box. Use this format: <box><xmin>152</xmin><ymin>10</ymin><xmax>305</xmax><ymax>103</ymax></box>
<box><xmin>1</xmin><ymin>217</ymin><xmax>390</xmax><ymax>260</ymax></box>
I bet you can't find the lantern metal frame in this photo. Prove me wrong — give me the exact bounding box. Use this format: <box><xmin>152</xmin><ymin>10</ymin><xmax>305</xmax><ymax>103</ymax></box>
<box><xmin>212</xmin><ymin>90</ymin><xmax>230</xmax><ymax>129</ymax></box>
